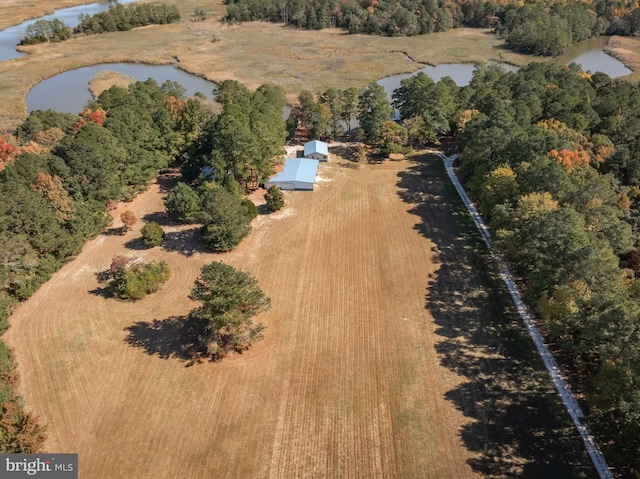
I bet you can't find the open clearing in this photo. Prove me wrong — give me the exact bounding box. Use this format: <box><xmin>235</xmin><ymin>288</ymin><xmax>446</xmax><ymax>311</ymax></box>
<box><xmin>4</xmin><ymin>152</ymin><xmax>594</xmax><ymax>478</ymax></box>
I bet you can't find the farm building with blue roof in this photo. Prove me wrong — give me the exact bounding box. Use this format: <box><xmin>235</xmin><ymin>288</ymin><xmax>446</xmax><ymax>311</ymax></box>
<box><xmin>303</xmin><ymin>140</ymin><xmax>329</xmax><ymax>162</ymax></box>
<box><xmin>265</xmin><ymin>158</ymin><xmax>320</xmax><ymax>190</ymax></box>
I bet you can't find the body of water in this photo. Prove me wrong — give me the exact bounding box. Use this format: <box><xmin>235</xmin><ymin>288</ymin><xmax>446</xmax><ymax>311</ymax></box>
<box><xmin>0</xmin><ymin>0</ymin><xmax>137</xmax><ymax>62</ymax></box>
<box><xmin>378</xmin><ymin>36</ymin><xmax>631</xmax><ymax>97</ymax></box>
<box><xmin>27</xmin><ymin>63</ymin><xmax>216</xmax><ymax>113</ymax></box>
<box><xmin>553</xmin><ymin>36</ymin><xmax>632</xmax><ymax>77</ymax></box>
<box><xmin>378</xmin><ymin>62</ymin><xmax>519</xmax><ymax>98</ymax></box>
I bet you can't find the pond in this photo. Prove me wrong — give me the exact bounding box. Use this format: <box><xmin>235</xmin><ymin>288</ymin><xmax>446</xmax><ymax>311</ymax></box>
<box><xmin>377</xmin><ymin>62</ymin><xmax>518</xmax><ymax>98</ymax></box>
<box><xmin>378</xmin><ymin>36</ymin><xmax>631</xmax><ymax>97</ymax></box>
<box><xmin>553</xmin><ymin>36</ymin><xmax>632</xmax><ymax>77</ymax></box>
<box><xmin>27</xmin><ymin>63</ymin><xmax>216</xmax><ymax>113</ymax></box>
<box><xmin>0</xmin><ymin>0</ymin><xmax>138</xmax><ymax>62</ymax></box>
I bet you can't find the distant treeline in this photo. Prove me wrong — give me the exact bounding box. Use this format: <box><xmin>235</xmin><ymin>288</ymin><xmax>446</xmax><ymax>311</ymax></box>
<box><xmin>20</xmin><ymin>2</ymin><xmax>180</xmax><ymax>45</ymax></box>
<box><xmin>223</xmin><ymin>0</ymin><xmax>640</xmax><ymax>55</ymax></box>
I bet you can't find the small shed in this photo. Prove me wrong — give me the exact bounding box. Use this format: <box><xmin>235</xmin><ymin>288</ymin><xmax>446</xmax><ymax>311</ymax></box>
<box><xmin>303</xmin><ymin>140</ymin><xmax>329</xmax><ymax>162</ymax></box>
<box><xmin>265</xmin><ymin>158</ymin><xmax>319</xmax><ymax>190</ymax></box>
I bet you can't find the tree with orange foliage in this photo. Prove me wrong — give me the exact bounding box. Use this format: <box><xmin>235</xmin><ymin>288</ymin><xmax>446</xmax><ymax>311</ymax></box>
<box><xmin>0</xmin><ymin>400</ymin><xmax>46</xmax><ymax>453</ymax></box>
<box><xmin>0</xmin><ymin>137</ymin><xmax>18</xmax><ymax>171</ymax></box>
<box><xmin>120</xmin><ymin>210</ymin><xmax>137</xmax><ymax>234</ymax></box>
<box><xmin>547</xmin><ymin>149</ymin><xmax>591</xmax><ymax>171</ymax></box>
<box><xmin>30</xmin><ymin>172</ymin><xmax>76</xmax><ymax>222</ymax></box>
<box><xmin>73</xmin><ymin>107</ymin><xmax>106</xmax><ymax>132</ymax></box>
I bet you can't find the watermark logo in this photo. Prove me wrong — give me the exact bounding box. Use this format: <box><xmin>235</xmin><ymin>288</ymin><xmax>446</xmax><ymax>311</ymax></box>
<box><xmin>0</xmin><ymin>454</ymin><xmax>77</xmax><ymax>478</ymax></box>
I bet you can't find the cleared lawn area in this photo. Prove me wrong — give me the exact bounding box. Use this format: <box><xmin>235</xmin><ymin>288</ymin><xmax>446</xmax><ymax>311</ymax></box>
<box><xmin>4</xmin><ymin>152</ymin><xmax>595</xmax><ymax>478</ymax></box>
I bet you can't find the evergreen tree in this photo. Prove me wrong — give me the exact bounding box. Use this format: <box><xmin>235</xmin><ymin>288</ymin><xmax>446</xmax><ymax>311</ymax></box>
<box><xmin>189</xmin><ymin>261</ymin><xmax>270</xmax><ymax>360</ymax></box>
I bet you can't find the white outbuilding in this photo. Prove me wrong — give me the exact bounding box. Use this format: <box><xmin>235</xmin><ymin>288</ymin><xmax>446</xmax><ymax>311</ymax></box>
<box><xmin>265</xmin><ymin>158</ymin><xmax>319</xmax><ymax>190</ymax></box>
<box><xmin>303</xmin><ymin>140</ymin><xmax>329</xmax><ymax>162</ymax></box>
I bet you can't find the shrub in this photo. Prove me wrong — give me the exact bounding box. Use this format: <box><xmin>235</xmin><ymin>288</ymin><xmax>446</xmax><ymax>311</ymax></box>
<box><xmin>241</xmin><ymin>198</ymin><xmax>258</xmax><ymax>219</ymax></box>
<box><xmin>140</xmin><ymin>222</ymin><xmax>165</xmax><ymax>247</ymax></box>
<box><xmin>107</xmin><ymin>259</ymin><xmax>171</xmax><ymax>301</ymax></box>
<box><xmin>264</xmin><ymin>185</ymin><xmax>284</xmax><ymax>212</ymax></box>
<box><xmin>120</xmin><ymin>210</ymin><xmax>137</xmax><ymax>233</ymax></box>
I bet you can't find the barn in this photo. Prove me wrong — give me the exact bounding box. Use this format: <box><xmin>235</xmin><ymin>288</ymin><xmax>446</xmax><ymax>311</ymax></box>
<box><xmin>303</xmin><ymin>140</ymin><xmax>329</xmax><ymax>162</ymax></box>
<box><xmin>265</xmin><ymin>158</ymin><xmax>319</xmax><ymax>190</ymax></box>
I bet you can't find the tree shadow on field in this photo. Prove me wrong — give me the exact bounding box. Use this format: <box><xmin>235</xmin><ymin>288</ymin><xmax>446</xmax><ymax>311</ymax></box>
<box><xmin>141</xmin><ymin>211</ymin><xmax>174</xmax><ymax>227</ymax></box>
<box><xmin>102</xmin><ymin>226</ymin><xmax>126</xmax><ymax>236</ymax></box>
<box><xmin>123</xmin><ymin>236</ymin><xmax>148</xmax><ymax>251</ymax></box>
<box><xmin>396</xmin><ymin>153</ymin><xmax>596</xmax><ymax>479</ymax></box>
<box><xmin>124</xmin><ymin>315</ymin><xmax>207</xmax><ymax>366</ymax></box>
<box><xmin>156</xmin><ymin>170</ymin><xmax>181</xmax><ymax>192</ymax></box>
<box><xmin>162</xmin><ymin>227</ymin><xmax>208</xmax><ymax>257</ymax></box>
<box><xmin>88</xmin><ymin>285</ymin><xmax>111</xmax><ymax>298</ymax></box>
<box><xmin>329</xmin><ymin>144</ymin><xmax>355</xmax><ymax>162</ymax></box>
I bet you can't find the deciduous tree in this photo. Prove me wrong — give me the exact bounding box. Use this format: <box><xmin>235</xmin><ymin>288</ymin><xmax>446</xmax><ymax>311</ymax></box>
<box><xmin>120</xmin><ymin>210</ymin><xmax>137</xmax><ymax>233</ymax></box>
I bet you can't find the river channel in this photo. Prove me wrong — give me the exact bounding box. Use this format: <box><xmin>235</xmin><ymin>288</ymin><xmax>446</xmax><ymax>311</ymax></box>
<box><xmin>27</xmin><ymin>63</ymin><xmax>216</xmax><ymax>113</ymax></box>
<box><xmin>0</xmin><ymin>0</ymin><xmax>137</xmax><ymax>62</ymax></box>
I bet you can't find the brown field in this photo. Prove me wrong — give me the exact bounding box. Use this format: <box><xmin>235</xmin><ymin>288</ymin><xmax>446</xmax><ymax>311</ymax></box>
<box><xmin>88</xmin><ymin>70</ymin><xmax>136</xmax><ymax>98</ymax></box>
<box><xmin>4</xmin><ymin>151</ymin><xmax>595</xmax><ymax>478</ymax></box>
<box><xmin>605</xmin><ymin>35</ymin><xmax>640</xmax><ymax>81</ymax></box>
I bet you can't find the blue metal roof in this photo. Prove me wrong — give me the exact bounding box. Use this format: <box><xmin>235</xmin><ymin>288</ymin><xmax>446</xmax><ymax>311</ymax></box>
<box><xmin>268</xmin><ymin>158</ymin><xmax>319</xmax><ymax>184</ymax></box>
<box><xmin>304</xmin><ymin>140</ymin><xmax>329</xmax><ymax>157</ymax></box>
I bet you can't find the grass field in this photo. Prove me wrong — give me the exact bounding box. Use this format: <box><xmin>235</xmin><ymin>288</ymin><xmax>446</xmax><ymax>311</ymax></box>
<box><xmin>3</xmin><ymin>150</ymin><xmax>596</xmax><ymax>478</ymax></box>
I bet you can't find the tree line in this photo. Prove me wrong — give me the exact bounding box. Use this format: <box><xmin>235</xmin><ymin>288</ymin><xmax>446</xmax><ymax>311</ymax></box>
<box><xmin>437</xmin><ymin>62</ymin><xmax>640</xmax><ymax>477</ymax></box>
<box><xmin>224</xmin><ymin>0</ymin><xmax>640</xmax><ymax>56</ymax></box>
<box><xmin>20</xmin><ymin>2</ymin><xmax>180</xmax><ymax>45</ymax></box>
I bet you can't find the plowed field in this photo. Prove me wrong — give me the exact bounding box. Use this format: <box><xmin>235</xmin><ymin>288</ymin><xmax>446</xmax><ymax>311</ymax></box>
<box><xmin>3</xmin><ymin>153</ymin><xmax>594</xmax><ymax>478</ymax></box>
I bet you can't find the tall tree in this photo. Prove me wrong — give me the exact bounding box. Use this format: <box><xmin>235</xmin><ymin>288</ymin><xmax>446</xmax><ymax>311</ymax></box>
<box><xmin>357</xmin><ymin>82</ymin><xmax>393</xmax><ymax>142</ymax></box>
<box><xmin>54</xmin><ymin>122</ymin><xmax>127</xmax><ymax>203</ymax></box>
<box><xmin>199</xmin><ymin>187</ymin><xmax>252</xmax><ymax>252</ymax></box>
<box><xmin>341</xmin><ymin>87</ymin><xmax>359</xmax><ymax>132</ymax></box>
<box><xmin>189</xmin><ymin>261</ymin><xmax>270</xmax><ymax>360</ymax></box>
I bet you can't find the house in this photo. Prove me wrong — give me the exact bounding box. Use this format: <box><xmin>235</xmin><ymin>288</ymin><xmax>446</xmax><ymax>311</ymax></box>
<box><xmin>265</xmin><ymin>158</ymin><xmax>319</xmax><ymax>190</ymax></box>
<box><xmin>303</xmin><ymin>140</ymin><xmax>329</xmax><ymax>162</ymax></box>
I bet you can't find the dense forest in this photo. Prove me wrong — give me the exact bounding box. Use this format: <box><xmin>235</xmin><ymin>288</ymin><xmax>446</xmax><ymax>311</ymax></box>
<box><xmin>449</xmin><ymin>63</ymin><xmax>640</xmax><ymax>477</ymax></box>
<box><xmin>20</xmin><ymin>2</ymin><xmax>181</xmax><ymax>45</ymax></box>
<box><xmin>224</xmin><ymin>0</ymin><xmax>640</xmax><ymax>55</ymax></box>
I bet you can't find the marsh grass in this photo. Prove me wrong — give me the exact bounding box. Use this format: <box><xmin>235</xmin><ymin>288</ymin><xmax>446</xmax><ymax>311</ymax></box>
<box><xmin>88</xmin><ymin>70</ymin><xmax>136</xmax><ymax>98</ymax></box>
<box><xmin>0</xmin><ymin>0</ymin><xmax>533</xmax><ymax>132</ymax></box>
<box><xmin>4</xmin><ymin>1</ymin><xmax>638</xmax><ymax>134</ymax></box>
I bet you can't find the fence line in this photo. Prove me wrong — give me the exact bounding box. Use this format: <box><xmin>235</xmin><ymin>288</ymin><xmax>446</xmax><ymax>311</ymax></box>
<box><xmin>440</xmin><ymin>153</ymin><xmax>613</xmax><ymax>479</ymax></box>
